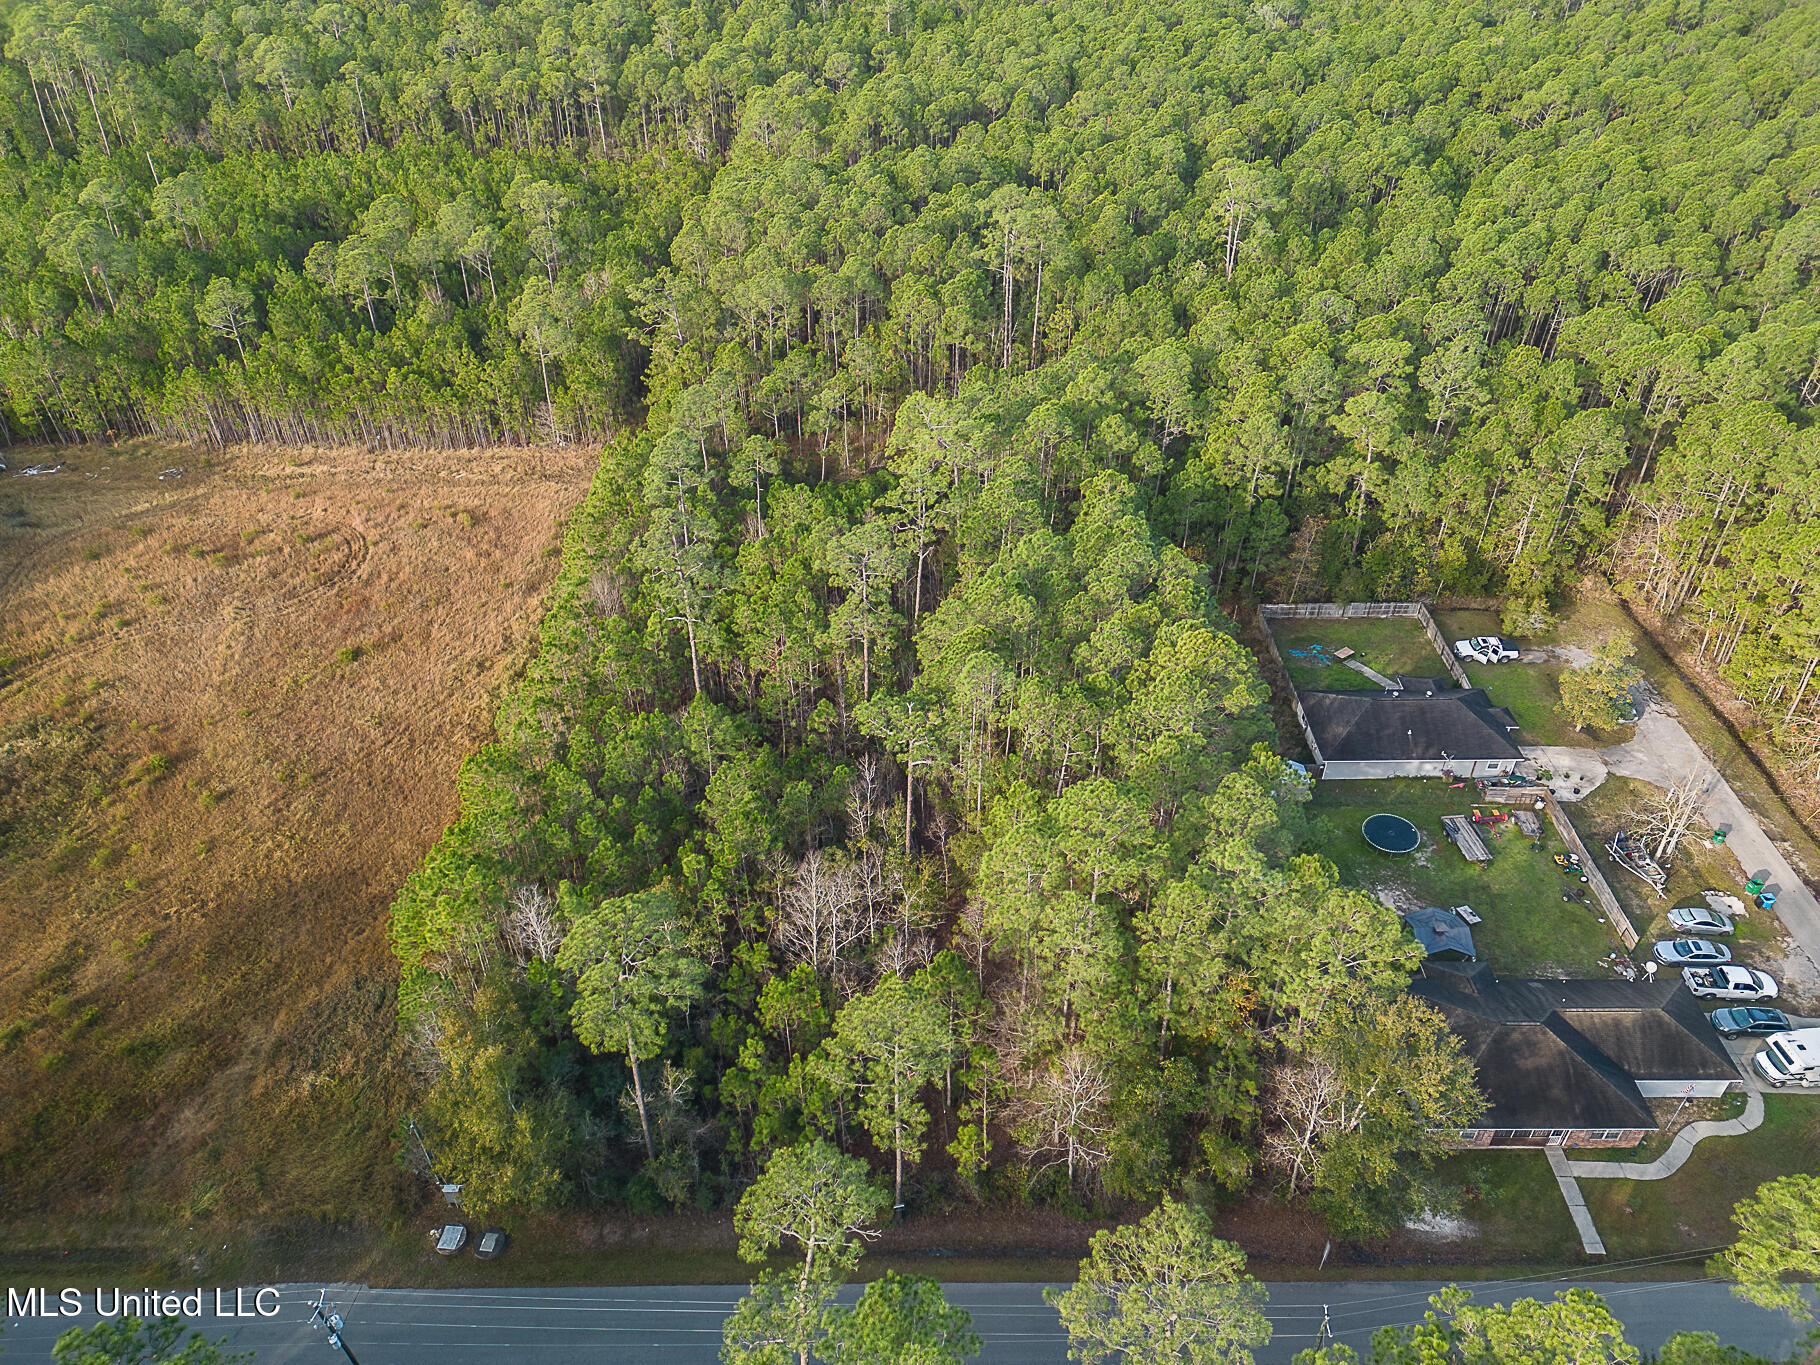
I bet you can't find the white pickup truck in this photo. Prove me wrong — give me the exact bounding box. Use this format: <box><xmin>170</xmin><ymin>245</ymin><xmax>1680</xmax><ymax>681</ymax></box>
<box><xmin>1452</xmin><ymin>635</ymin><xmax>1520</xmax><ymax>664</ymax></box>
<box><xmin>1684</xmin><ymin>964</ymin><xmax>1779</xmax><ymax>1001</ymax></box>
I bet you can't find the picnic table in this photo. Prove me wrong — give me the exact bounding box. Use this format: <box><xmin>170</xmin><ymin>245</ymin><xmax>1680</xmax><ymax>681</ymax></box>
<box><xmin>1513</xmin><ymin>810</ymin><xmax>1542</xmax><ymax>837</ymax></box>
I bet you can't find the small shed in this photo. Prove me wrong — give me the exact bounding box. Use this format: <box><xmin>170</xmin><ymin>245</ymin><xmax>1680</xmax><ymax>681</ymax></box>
<box><xmin>1405</xmin><ymin>906</ymin><xmax>1477</xmax><ymax>960</ymax></box>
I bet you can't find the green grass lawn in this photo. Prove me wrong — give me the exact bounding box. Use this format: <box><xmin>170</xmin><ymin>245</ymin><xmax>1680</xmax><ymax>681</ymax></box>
<box><xmin>1310</xmin><ymin>780</ymin><xmax>1627</xmax><ymax>976</ymax></box>
<box><xmin>1270</xmin><ymin>616</ymin><xmax>1449</xmax><ymax>692</ymax></box>
<box><xmin>1432</xmin><ymin>1097</ymin><xmax>1820</xmax><ymax>1266</ymax></box>
<box><xmin>1434</xmin><ymin>608</ymin><xmax>1634</xmax><ymax>749</ymax></box>
<box><xmin>1578</xmin><ymin>1097</ymin><xmax>1820</xmax><ymax>1259</ymax></box>
<box><xmin>1429</xmin><ymin>1149</ymin><xmax>1584</xmax><ymax>1263</ymax></box>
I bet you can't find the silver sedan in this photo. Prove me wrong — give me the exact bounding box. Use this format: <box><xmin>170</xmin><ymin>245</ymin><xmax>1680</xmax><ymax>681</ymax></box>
<box><xmin>1667</xmin><ymin>904</ymin><xmax>1735</xmax><ymax>935</ymax></box>
<box><xmin>1654</xmin><ymin>938</ymin><xmax>1733</xmax><ymax>966</ymax></box>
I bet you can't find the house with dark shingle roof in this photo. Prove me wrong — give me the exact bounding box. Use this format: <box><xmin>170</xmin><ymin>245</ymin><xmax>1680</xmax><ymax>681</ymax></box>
<box><xmin>1297</xmin><ymin>684</ymin><xmax>1523</xmax><ymax>780</ymax></box>
<box><xmin>1410</xmin><ymin>961</ymin><xmax>1741</xmax><ymax>1148</ymax></box>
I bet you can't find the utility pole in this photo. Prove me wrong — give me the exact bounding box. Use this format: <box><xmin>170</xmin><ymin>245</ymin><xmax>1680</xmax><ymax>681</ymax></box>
<box><xmin>406</xmin><ymin>1114</ymin><xmax>439</xmax><ymax>1181</ymax></box>
<box><xmin>309</xmin><ymin>1288</ymin><xmax>363</xmax><ymax>1365</ymax></box>
<box><xmin>407</xmin><ymin>1113</ymin><xmax>465</xmax><ymax>1206</ymax></box>
<box><xmin>1314</xmin><ymin>1303</ymin><xmax>1333</xmax><ymax>1352</ymax></box>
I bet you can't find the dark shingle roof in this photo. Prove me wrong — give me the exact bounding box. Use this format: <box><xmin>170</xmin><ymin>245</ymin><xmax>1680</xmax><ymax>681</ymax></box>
<box><xmin>1410</xmin><ymin>962</ymin><xmax>1739</xmax><ymax>1131</ymax></box>
<box><xmin>1394</xmin><ymin>675</ymin><xmax>1460</xmax><ymax>694</ymax></box>
<box><xmin>1406</xmin><ymin>907</ymin><xmax>1477</xmax><ymax>959</ymax></box>
<box><xmin>1300</xmin><ymin>688</ymin><xmax>1523</xmax><ymax>763</ymax></box>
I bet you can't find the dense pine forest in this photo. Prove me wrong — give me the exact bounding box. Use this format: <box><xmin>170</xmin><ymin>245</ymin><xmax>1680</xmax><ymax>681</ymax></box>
<box><xmin>7</xmin><ymin>0</ymin><xmax>1820</xmax><ymax>1230</ymax></box>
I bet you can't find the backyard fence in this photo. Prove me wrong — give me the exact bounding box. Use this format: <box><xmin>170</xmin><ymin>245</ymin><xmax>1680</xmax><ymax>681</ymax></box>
<box><xmin>1258</xmin><ymin>601</ymin><xmax>1472</xmax><ymax>689</ymax></box>
<box><xmin>1254</xmin><ymin>610</ymin><xmax>1325</xmax><ymax>767</ymax></box>
<box><xmin>1542</xmin><ymin>793</ymin><xmax>1640</xmax><ymax>951</ymax></box>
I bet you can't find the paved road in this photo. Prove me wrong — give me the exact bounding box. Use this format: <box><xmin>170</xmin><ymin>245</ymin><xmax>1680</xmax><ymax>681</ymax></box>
<box><xmin>5</xmin><ymin>1280</ymin><xmax>1814</xmax><ymax>1363</ymax></box>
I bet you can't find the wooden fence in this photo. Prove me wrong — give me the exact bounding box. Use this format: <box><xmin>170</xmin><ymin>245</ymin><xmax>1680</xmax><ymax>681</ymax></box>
<box><xmin>1542</xmin><ymin>793</ymin><xmax>1640</xmax><ymax>951</ymax></box>
<box><xmin>1259</xmin><ymin>601</ymin><xmax>1472</xmax><ymax>688</ymax></box>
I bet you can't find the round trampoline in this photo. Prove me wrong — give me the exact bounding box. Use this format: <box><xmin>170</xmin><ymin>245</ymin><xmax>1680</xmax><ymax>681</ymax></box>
<box><xmin>1362</xmin><ymin>813</ymin><xmax>1422</xmax><ymax>854</ymax></box>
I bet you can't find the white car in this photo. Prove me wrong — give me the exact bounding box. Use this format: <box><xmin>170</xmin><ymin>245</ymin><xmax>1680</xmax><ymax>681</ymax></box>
<box><xmin>1653</xmin><ymin>938</ymin><xmax>1732</xmax><ymax>966</ymax></box>
<box><xmin>1452</xmin><ymin>635</ymin><xmax>1520</xmax><ymax>664</ymax></box>
<box><xmin>1667</xmin><ymin>904</ymin><xmax>1734</xmax><ymax>935</ymax></box>
<box><xmin>1684</xmin><ymin>965</ymin><xmax>1778</xmax><ymax>1001</ymax></box>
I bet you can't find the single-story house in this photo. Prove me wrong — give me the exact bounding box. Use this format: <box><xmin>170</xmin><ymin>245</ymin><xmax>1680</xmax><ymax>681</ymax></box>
<box><xmin>1410</xmin><ymin>961</ymin><xmax>1741</xmax><ymax>1148</ymax></box>
<box><xmin>1405</xmin><ymin>906</ymin><xmax>1476</xmax><ymax>960</ymax></box>
<box><xmin>1296</xmin><ymin>684</ymin><xmax>1523</xmax><ymax>780</ymax></box>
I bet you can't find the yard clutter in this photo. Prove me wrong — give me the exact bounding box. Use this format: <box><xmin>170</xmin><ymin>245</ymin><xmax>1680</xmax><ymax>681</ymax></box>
<box><xmin>1696</xmin><ymin>888</ymin><xmax>1739</xmax><ymax>920</ymax></box>
<box><xmin>1442</xmin><ymin>815</ymin><xmax>1492</xmax><ymax>862</ymax></box>
<box><xmin>1607</xmin><ymin>828</ymin><xmax>1669</xmax><ymax>897</ymax></box>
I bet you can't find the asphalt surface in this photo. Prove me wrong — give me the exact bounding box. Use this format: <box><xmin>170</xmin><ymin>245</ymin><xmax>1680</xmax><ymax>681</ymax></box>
<box><xmin>5</xmin><ymin>1279</ymin><xmax>1814</xmax><ymax>1363</ymax></box>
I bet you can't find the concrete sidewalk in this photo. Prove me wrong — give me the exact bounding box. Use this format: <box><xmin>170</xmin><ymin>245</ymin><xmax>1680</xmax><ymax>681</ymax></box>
<box><xmin>1545</xmin><ymin>1147</ymin><xmax>1608</xmax><ymax>1256</ymax></box>
<box><xmin>1567</xmin><ymin>1092</ymin><xmax>1766</xmax><ymax>1181</ymax></box>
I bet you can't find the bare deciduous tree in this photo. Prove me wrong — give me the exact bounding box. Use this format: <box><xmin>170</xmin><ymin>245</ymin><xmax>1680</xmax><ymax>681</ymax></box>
<box><xmin>775</xmin><ymin>848</ymin><xmax>875</xmax><ymax>983</ymax></box>
<box><xmin>1624</xmin><ymin>772</ymin><xmax>1711</xmax><ymax>863</ymax></box>
<box><xmin>1260</xmin><ymin>1051</ymin><xmax>1350</xmax><ymax>1192</ymax></box>
<box><xmin>876</xmin><ymin>928</ymin><xmax>936</xmax><ymax>979</ymax></box>
<box><xmin>504</xmin><ymin>882</ymin><xmax>565</xmax><ymax>966</ymax></box>
<box><xmin>845</xmin><ymin>753</ymin><xmax>886</xmax><ymax>840</ymax></box>
<box><xmin>1013</xmin><ymin>1048</ymin><xmax>1114</xmax><ymax>1189</ymax></box>
<box><xmin>955</xmin><ymin>895</ymin><xmax>992</xmax><ymax>976</ymax></box>
<box><xmin>589</xmin><ymin>568</ymin><xmax>625</xmax><ymax>616</ymax></box>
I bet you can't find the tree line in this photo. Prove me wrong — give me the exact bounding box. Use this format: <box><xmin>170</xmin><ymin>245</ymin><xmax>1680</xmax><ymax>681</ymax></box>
<box><xmin>4</xmin><ymin>0</ymin><xmax>1820</xmax><ymax>757</ymax></box>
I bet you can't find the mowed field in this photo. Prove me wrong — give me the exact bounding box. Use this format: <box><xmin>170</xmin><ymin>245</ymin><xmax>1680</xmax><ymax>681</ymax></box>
<box><xmin>0</xmin><ymin>440</ymin><xmax>591</xmax><ymax>1243</ymax></box>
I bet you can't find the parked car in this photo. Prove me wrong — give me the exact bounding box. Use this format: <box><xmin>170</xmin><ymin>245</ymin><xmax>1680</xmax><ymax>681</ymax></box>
<box><xmin>1685</xmin><ymin>965</ymin><xmax>1778</xmax><ymax>1000</ymax></box>
<box><xmin>1710</xmin><ymin>1006</ymin><xmax>1792</xmax><ymax>1038</ymax></box>
<box><xmin>474</xmin><ymin>1228</ymin><xmax>508</xmax><ymax>1260</ymax></box>
<box><xmin>1753</xmin><ymin>1028</ymin><xmax>1820</xmax><ymax>1087</ymax></box>
<box><xmin>1667</xmin><ymin>904</ymin><xmax>1735</xmax><ymax>935</ymax></box>
<box><xmin>1653</xmin><ymin>938</ymin><xmax>1733</xmax><ymax>966</ymax></box>
<box><xmin>433</xmin><ymin>1224</ymin><xmax>469</xmax><ymax>1255</ymax></box>
<box><xmin>1452</xmin><ymin>635</ymin><xmax>1520</xmax><ymax>664</ymax></box>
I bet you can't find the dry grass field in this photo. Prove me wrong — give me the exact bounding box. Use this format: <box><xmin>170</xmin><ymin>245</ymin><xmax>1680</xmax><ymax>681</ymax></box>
<box><xmin>0</xmin><ymin>440</ymin><xmax>592</xmax><ymax>1238</ymax></box>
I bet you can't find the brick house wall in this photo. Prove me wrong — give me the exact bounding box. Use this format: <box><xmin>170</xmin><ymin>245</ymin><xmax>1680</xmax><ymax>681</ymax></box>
<box><xmin>1453</xmin><ymin>1128</ymin><xmax>1651</xmax><ymax>1149</ymax></box>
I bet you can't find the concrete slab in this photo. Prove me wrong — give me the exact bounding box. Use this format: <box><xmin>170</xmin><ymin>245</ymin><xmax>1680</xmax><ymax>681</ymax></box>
<box><xmin>1344</xmin><ymin>658</ymin><xmax>1398</xmax><ymax>688</ymax></box>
